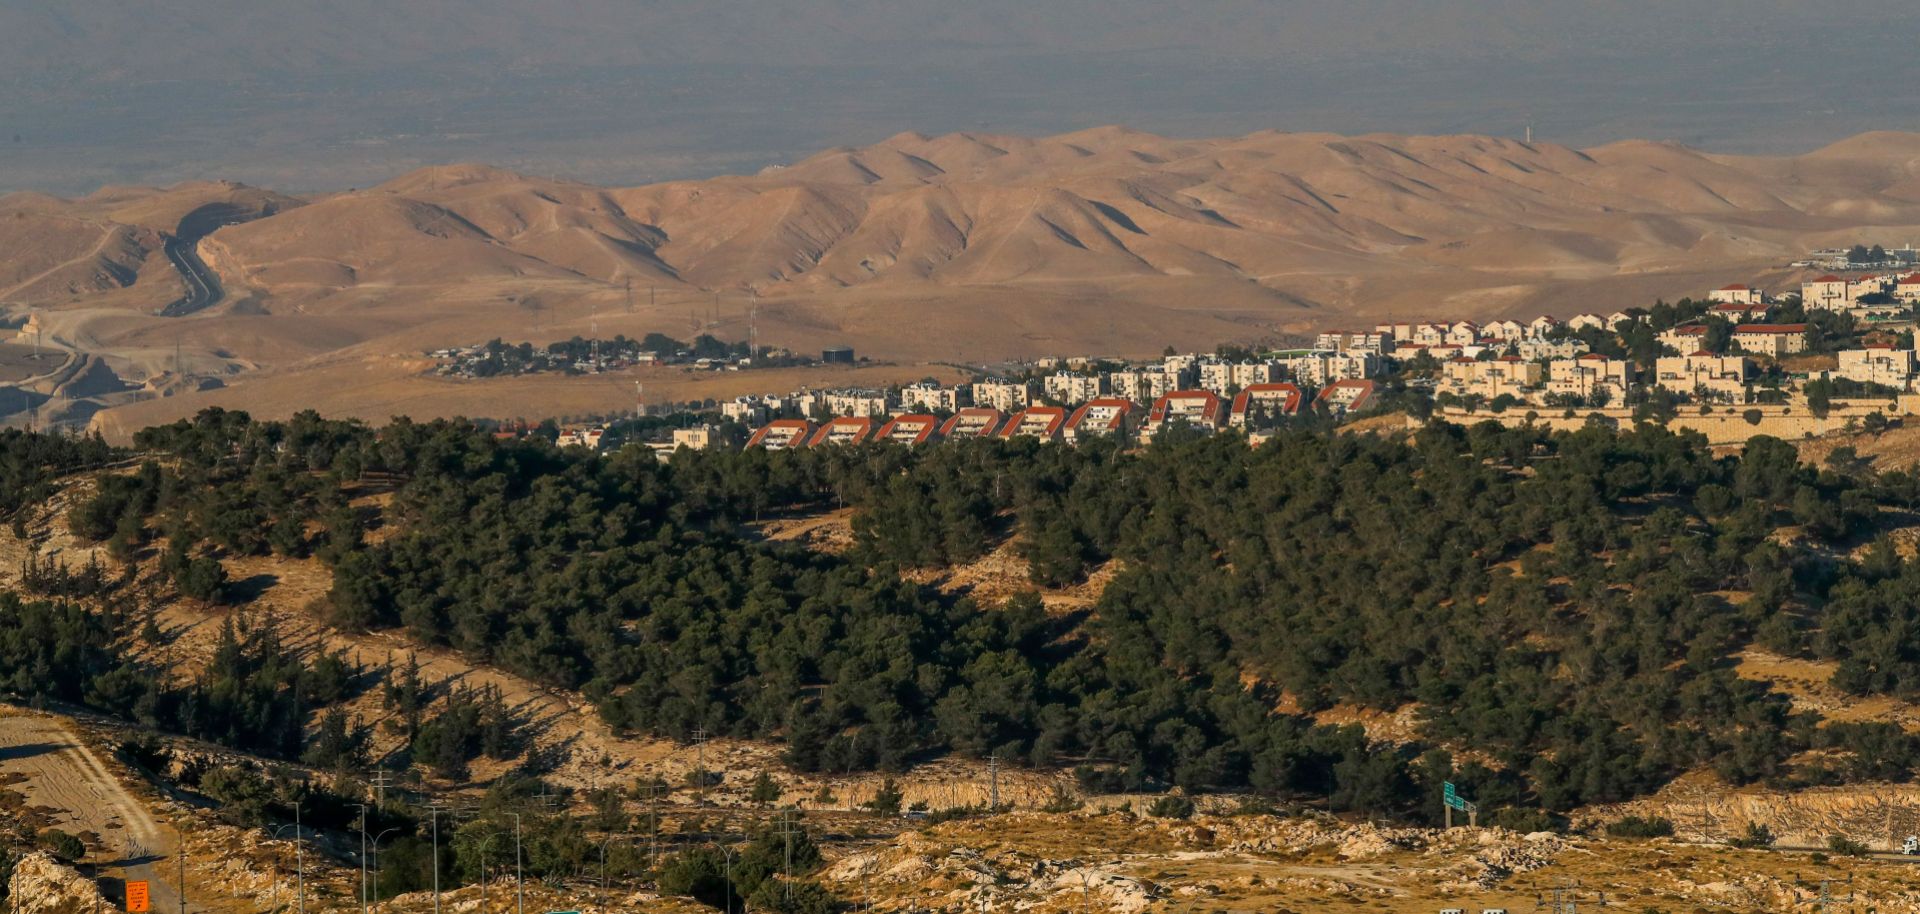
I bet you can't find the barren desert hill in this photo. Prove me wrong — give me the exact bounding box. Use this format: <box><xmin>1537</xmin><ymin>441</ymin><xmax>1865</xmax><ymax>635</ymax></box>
<box><xmin>9</xmin><ymin>127</ymin><xmax>1920</xmax><ymax>432</ymax></box>
<box><xmin>187</xmin><ymin>126</ymin><xmax>1920</xmax><ymax>319</ymax></box>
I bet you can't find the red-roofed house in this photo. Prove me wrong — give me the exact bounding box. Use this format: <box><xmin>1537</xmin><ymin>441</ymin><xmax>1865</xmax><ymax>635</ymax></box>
<box><xmin>940</xmin><ymin>408</ymin><xmax>1006</xmax><ymax>440</ymax></box>
<box><xmin>999</xmin><ymin>406</ymin><xmax>1069</xmax><ymax>441</ymax></box>
<box><xmin>1898</xmin><ymin>274</ymin><xmax>1920</xmax><ymax>304</ymax></box>
<box><xmin>746</xmin><ymin>419</ymin><xmax>814</xmax><ymax>450</ymax></box>
<box><xmin>1145</xmin><ymin>390</ymin><xmax>1225</xmax><ymax>436</ymax></box>
<box><xmin>1731</xmin><ymin>323</ymin><xmax>1809</xmax><ymax>357</ymax></box>
<box><xmin>875</xmin><ymin>414</ymin><xmax>942</xmax><ymax>445</ymax></box>
<box><xmin>807</xmin><ymin>416</ymin><xmax>876</xmax><ymax>447</ymax></box>
<box><xmin>1710</xmin><ymin>300</ymin><xmax>1770</xmax><ymax>320</ymax></box>
<box><xmin>1657</xmin><ymin>322</ymin><xmax>1709</xmax><ymax>353</ymax></box>
<box><xmin>1229</xmin><ymin>383</ymin><xmax>1306</xmax><ymax>427</ymax></box>
<box><xmin>1708</xmin><ymin>283</ymin><xmax>1762</xmax><ymax>305</ymax></box>
<box><xmin>1316</xmin><ymin>379</ymin><xmax>1377</xmax><ymax>415</ymax></box>
<box><xmin>1803</xmin><ymin>275</ymin><xmax>1849</xmax><ymax>310</ymax></box>
<box><xmin>1064</xmin><ymin>398</ymin><xmax>1136</xmax><ymax>444</ymax></box>
<box><xmin>1546</xmin><ymin>354</ymin><xmax>1632</xmax><ymax>402</ymax></box>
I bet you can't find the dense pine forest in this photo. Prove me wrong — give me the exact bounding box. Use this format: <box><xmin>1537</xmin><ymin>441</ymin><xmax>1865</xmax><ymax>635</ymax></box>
<box><xmin>6</xmin><ymin>411</ymin><xmax>1920</xmax><ymax>826</ymax></box>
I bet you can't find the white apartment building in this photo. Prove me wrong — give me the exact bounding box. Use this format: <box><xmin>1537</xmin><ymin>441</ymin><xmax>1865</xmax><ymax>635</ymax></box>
<box><xmin>1655</xmin><ymin>352</ymin><xmax>1751</xmax><ymax>401</ymax></box>
<box><xmin>1708</xmin><ymin>283</ymin><xmax>1763</xmax><ymax>304</ymax></box>
<box><xmin>1568</xmin><ymin>313</ymin><xmax>1607</xmax><ymax>331</ymax></box>
<box><xmin>1484</xmin><ymin>319</ymin><xmax>1526</xmax><ymax>343</ymax></box>
<box><xmin>1528</xmin><ymin>315</ymin><xmax>1563</xmax><ymax>338</ymax></box>
<box><xmin>1802</xmin><ymin>275</ymin><xmax>1851</xmax><ymax>310</ymax></box>
<box><xmin>721</xmin><ymin>397</ymin><xmax>770</xmax><ymax>426</ymax></box>
<box><xmin>898</xmin><ymin>382</ymin><xmax>966</xmax><ymax>413</ymax></box>
<box><xmin>1515</xmin><ymin>337</ymin><xmax>1590</xmax><ymax>360</ymax></box>
<box><xmin>1836</xmin><ymin>346</ymin><xmax>1917</xmax><ymax>388</ymax></box>
<box><xmin>1731</xmin><ymin>324</ymin><xmax>1809</xmax><ymax>358</ymax></box>
<box><xmin>1042</xmin><ymin>371</ymin><xmax>1106</xmax><ymax>405</ymax></box>
<box><xmin>825</xmin><ymin>390</ymin><xmax>891</xmax><ymax>418</ymax></box>
<box><xmin>1285</xmin><ymin>351</ymin><xmax>1380</xmax><ymax>386</ymax></box>
<box><xmin>1442</xmin><ymin>357</ymin><xmax>1541</xmax><ymax>400</ymax></box>
<box><xmin>1546</xmin><ymin>354</ymin><xmax>1632</xmax><ymax>402</ymax></box>
<box><xmin>972</xmin><ymin>380</ymin><xmax>1033</xmax><ymax>413</ymax></box>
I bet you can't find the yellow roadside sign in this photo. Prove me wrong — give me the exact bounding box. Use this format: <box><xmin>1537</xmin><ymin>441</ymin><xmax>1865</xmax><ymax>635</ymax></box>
<box><xmin>126</xmin><ymin>880</ymin><xmax>151</xmax><ymax>913</ymax></box>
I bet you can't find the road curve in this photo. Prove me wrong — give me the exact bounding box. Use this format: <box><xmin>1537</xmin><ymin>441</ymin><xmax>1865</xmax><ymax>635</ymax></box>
<box><xmin>157</xmin><ymin>236</ymin><xmax>222</xmax><ymax>317</ymax></box>
<box><xmin>0</xmin><ymin>711</ymin><xmax>200</xmax><ymax>912</ymax></box>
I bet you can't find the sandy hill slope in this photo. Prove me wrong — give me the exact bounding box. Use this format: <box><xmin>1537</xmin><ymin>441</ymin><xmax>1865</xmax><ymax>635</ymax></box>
<box><xmin>4</xmin><ymin>127</ymin><xmax>1920</xmax><ymax>430</ymax></box>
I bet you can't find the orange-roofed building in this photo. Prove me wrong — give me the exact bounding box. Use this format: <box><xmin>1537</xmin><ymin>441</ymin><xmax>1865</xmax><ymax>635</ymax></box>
<box><xmin>1230</xmin><ymin>383</ymin><xmax>1305</xmax><ymax>427</ymax></box>
<box><xmin>999</xmin><ymin>406</ymin><xmax>1068</xmax><ymax>441</ymax></box>
<box><xmin>875</xmin><ymin>414</ymin><xmax>942</xmax><ymax>445</ymax></box>
<box><xmin>940</xmin><ymin>408</ymin><xmax>1007</xmax><ymax>440</ymax></box>
<box><xmin>807</xmin><ymin>416</ymin><xmax>876</xmax><ymax>447</ymax></box>
<box><xmin>746</xmin><ymin>419</ymin><xmax>814</xmax><ymax>450</ymax></box>
<box><xmin>1064</xmin><ymin>398</ymin><xmax>1136</xmax><ymax>444</ymax></box>
<box><xmin>1316</xmin><ymin>379</ymin><xmax>1378</xmax><ymax>415</ymax></box>
<box><xmin>1145</xmin><ymin>390</ymin><xmax>1225</xmax><ymax>436</ymax></box>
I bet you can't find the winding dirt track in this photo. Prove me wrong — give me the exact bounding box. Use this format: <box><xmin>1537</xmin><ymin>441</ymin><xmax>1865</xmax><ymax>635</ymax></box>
<box><xmin>0</xmin><ymin>711</ymin><xmax>198</xmax><ymax>912</ymax></box>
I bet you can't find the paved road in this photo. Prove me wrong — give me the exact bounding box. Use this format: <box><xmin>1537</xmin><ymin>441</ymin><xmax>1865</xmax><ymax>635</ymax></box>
<box><xmin>157</xmin><ymin>235</ymin><xmax>222</xmax><ymax>317</ymax></box>
<box><xmin>0</xmin><ymin>713</ymin><xmax>199</xmax><ymax>912</ymax></box>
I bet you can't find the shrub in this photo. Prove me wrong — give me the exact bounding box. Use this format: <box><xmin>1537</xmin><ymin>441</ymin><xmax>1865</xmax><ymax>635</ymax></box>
<box><xmin>1729</xmin><ymin>821</ymin><xmax>1775</xmax><ymax>849</ymax></box>
<box><xmin>1147</xmin><ymin>795</ymin><xmax>1195</xmax><ymax>820</ymax></box>
<box><xmin>36</xmin><ymin>829</ymin><xmax>85</xmax><ymax>862</ymax></box>
<box><xmin>1606</xmin><ymin>816</ymin><xmax>1675</xmax><ymax>839</ymax></box>
<box><xmin>1826</xmin><ymin>834</ymin><xmax>1870</xmax><ymax>857</ymax></box>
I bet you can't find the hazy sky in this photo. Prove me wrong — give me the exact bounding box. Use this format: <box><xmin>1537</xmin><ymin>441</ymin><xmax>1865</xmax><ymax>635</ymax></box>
<box><xmin>2</xmin><ymin>1</ymin><xmax>1916</xmax><ymax>193</ymax></box>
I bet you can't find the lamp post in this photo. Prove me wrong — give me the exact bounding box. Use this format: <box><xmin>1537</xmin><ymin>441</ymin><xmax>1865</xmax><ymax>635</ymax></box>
<box><xmin>269</xmin><ymin>824</ymin><xmax>301</xmax><ymax>911</ymax></box>
<box><xmin>368</xmin><ymin>828</ymin><xmax>401</xmax><ymax>908</ymax></box>
<box><xmin>510</xmin><ymin>812</ymin><xmax>524</xmax><ymax>914</ymax></box>
<box><xmin>353</xmin><ymin>804</ymin><xmax>369</xmax><ymax>914</ymax></box>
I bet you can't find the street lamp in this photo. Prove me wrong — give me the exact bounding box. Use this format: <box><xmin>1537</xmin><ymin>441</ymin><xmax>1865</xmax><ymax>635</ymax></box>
<box><xmin>268</xmin><ymin>824</ymin><xmax>301</xmax><ymax>911</ymax></box>
<box><xmin>368</xmin><ymin>827</ymin><xmax>401</xmax><ymax>908</ymax></box>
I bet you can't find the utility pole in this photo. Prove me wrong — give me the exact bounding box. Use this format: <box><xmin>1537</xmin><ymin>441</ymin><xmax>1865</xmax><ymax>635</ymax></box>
<box><xmin>429</xmin><ymin>804</ymin><xmax>444</xmax><ymax>914</ymax></box>
<box><xmin>775</xmin><ymin>812</ymin><xmax>802</xmax><ymax>904</ymax></box>
<box><xmin>988</xmin><ymin>753</ymin><xmax>1000</xmax><ymax>811</ymax></box>
<box><xmin>370</xmin><ymin>769</ymin><xmax>393</xmax><ymax>808</ymax></box>
<box><xmin>294</xmin><ymin>803</ymin><xmax>306</xmax><ymax>914</ymax></box>
<box><xmin>692</xmin><ymin>728</ymin><xmax>710</xmax><ymax>804</ymax></box>
<box><xmin>512</xmin><ymin>812</ymin><xmax>525</xmax><ymax>914</ymax></box>
<box><xmin>355</xmin><ymin>803</ymin><xmax>369</xmax><ymax>914</ymax></box>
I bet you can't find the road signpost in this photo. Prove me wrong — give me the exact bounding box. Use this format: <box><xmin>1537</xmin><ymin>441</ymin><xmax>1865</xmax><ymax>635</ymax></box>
<box><xmin>126</xmin><ymin>880</ymin><xmax>151</xmax><ymax>913</ymax></box>
<box><xmin>1443</xmin><ymin>781</ymin><xmax>1478</xmax><ymax>828</ymax></box>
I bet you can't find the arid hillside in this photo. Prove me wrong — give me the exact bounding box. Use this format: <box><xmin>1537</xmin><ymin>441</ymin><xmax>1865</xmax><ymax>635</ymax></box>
<box><xmin>4</xmin><ymin>128</ymin><xmax>1920</xmax><ymax>430</ymax></box>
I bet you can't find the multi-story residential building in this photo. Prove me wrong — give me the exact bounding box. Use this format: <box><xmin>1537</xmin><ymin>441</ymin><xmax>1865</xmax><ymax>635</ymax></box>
<box><xmin>1836</xmin><ymin>345</ymin><xmax>1917</xmax><ymax>388</ymax></box>
<box><xmin>1229</xmin><ymin>383</ymin><xmax>1306</xmax><ymax>426</ymax></box>
<box><xmin>722</xmin><ymin>397</ymin><xmax>770</xmax><ymax>426</ymax></box>
<box><xmin>1803</xmin><ymin>275</ymin><xmax>1850</xmax><ymax>310</ymax></box>
<box><xmin>1445</xmin><ymin>321</ymin><xmax>1481</xmax><ymax>345</ymax></box>
<box><xmin>999</xmin><ymin>406</ymin><xmax>1068</xmax><ymax>441</ymax></box>
<box><xmin>1709</xmin><ymin>301</ymin><xmax>1770</xmax><ymax>322</ymax></box>
<box><xmin>1484</xmin><ymin>319</ymin><xmax>1526</xmax><ymax>343</ymax></box>
<box><xmin>1658</xmin><ymin>323</ymin><xmax>1709</xmax><ymax>353</ymax></box>
<box><xmin>1064</xmin><ymin>398</ymin><xmax>1136</xmax><ymax>444</ymax></box>
<box><xmin>825</xmin><ymin>390</ymin><xmax>890</xmax><ymax>418</ymax></box>
<box><xmin>1042</xmin><ymin>371</ymin><xmax>1106</xmax><ymax>405</ymax></box>
<box><xmin>1528</xmin><ymin>315</ymin><xmax>1563</xmax><ymax>338</ymax></box>
<box><xmin>1568</xmin><ymin>313</ymin><xmax>1607</xmax><ymax>331</ymax></box>
<box><xmin>1899</xmin><ymin>274</ymin><xmax>1920</xmax><ymax>304</ymax></box>
<box><xmin>1606</xmin><ymin>311</ymin><xmax>1639</xmax><ymax>328</ymax></box>
<box><xmin>1285</xmin><ymin>351</ymin><xmax>1379</xmax><ymax>386</ymax></box>
<box><xmin>972</xmin><ymin>380</ymin><xmax>1033</xmax><ymax>413</ymax></box>
<box><xmin>1654</xmin><ymin>352</ymin><xmax>1751</xmax><ymax>401</ymax></box>
<box><xmin>747</xmin><ymin>419</ymin><xmax>814</xmax><ymax>450</ymax></box>
<box><xmin>1708</xmin><ymin>283</ymin><xmax>1763</xmax><ymax>304</ymax></box>
<box><xmin>1545</xmin><ymin>354</ymin><xmax>1632</xmax><ymax>403</ymax></box>
<box><xmin>1731</xmin><ymin>323</ymin><xmax>1809</xmax><ymax>357</ymax></box>
<box><xmin>1109</xmin><ymin>369</ymin><xmax>1178</xmax><ymax>403</ymax></box>
<box><xmin>1144</xmin><ymin>390</ymin><xmax>1225</xmax><ymax>436</ymax></box>
<box><xmin>1854</xmin><ymin>274</ymin><xmax>1895</xmax><ymax>304</ymax></box>
<box><xmin>940</xmin><ymin>408</ymin><xmax>1007</xmax><ymax>440</ymax></box>
<box><xmin>897</xmin><ymin>382</ymin><xmax>966</xmax><ymax>413</ymax></box>
<box><xmin>671</xmin><ymin>426</ymin><xmax>719</xmax><ymax>451</ymax></box>
<box><xmin>1442</xmin><ymin>356</ymin><xmax>1542</xmax><ymax>400</ymax></box>
<box><xmin>1515</xmin><ymin>337</ymin><xmax>1590</xmax><ymax>360</ymax></box>
<box><xmin>1315</xmin><ymin>379</ymin><xmax>1378</xmax><ymax>415</ymax></box>
<box><xmin>875</xmin><ymin>414</ymin><xmax>942</xmax><ymax>445</ymax></box>
<box><xmin>808</xmin><ymin>416</ymin><xmax>877</xmax><ymax>447</ymax></box>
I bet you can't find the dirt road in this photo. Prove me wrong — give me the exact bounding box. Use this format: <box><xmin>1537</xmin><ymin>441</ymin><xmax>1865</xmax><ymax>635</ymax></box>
<box><xmin>0</xmin><ymin>711</ymin><xmax>199</xmax><ymax>912</ymax></box>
